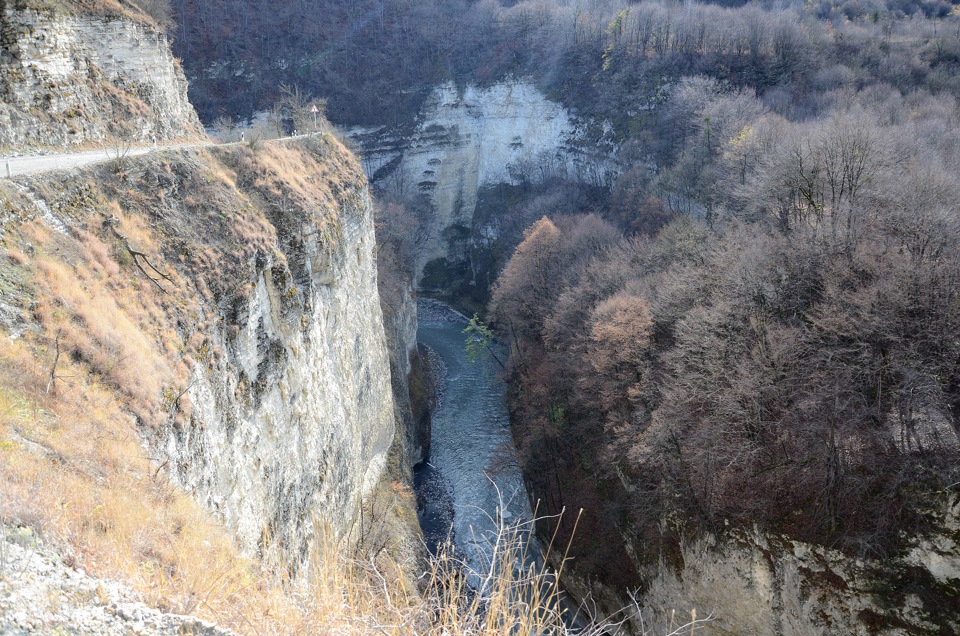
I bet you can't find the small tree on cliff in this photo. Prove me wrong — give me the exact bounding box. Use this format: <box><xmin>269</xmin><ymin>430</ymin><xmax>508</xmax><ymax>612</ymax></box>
<box><xmin>464</xmin><ymin>314</ymin><xmax>505</xmax><ymax>369</ymax></box>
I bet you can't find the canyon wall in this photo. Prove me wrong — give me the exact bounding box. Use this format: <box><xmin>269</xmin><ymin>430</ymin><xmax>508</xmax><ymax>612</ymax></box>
<box><xmin>552</xmin><ymin>502</ymin><xmax>960</xmax><ymax>635</ymax></box>
<box><xmin>0</xmin><ymin>0</ymin><xmax>201</xmax><ymax>150</ymax></box>
<box><xmin>1</xmin><ymin>137</ymin><xmax>399</xmax><ymax>568</ymax></box>
<box><xmin>350</xmin><ymin>78</ymin><xmax>960</xmax><ymax>635</ymax></box>
<box><xmin>634</xmin><ymin>505</ymin><xmax>960</xmax><ymax>635</ymax></box>
<box><xmin>351</xmin><ymin>81</ymin><xmax>616</xmax><ymax>277</ymax></box>
<box><xmin>378</xmin><ymin>278</ymin><xmax>429</xmax><ymax>469</ymax></box>
<box><xmin>161</xmin><ymin>149</ymin><xmax>398</xmax><ymax>561</ymax></box>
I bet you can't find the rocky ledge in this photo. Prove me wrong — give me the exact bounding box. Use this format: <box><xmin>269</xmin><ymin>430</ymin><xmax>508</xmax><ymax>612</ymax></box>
<box><xmin>0</xmin><ymin>526</ymin><xmax>235</xmax><ymax>635</ymax></box>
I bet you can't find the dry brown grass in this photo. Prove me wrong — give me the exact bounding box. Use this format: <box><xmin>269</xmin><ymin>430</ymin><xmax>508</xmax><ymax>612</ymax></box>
<box><xmin>214</xmin><ymin>134</ymin><xmax>365</xmax><ymax>246</ymax></box>
<box><xmin>26</xmin><ymin>0</ymin><xmax>166</xmax><ymax>28</ymax></box>
<box><xmin>0</xmin><ymin>335</ymin><xmax>604</xmax><ymax>633</ymax></box>
<box><xmin>0</xmin><ymin>173</ymin><xmax>268</xmax><ymax>624</ymax></box>
<box><xmin>287</xmin><ymin>511</ymin><xmax>577</xmax><ymax>635</ymax></box>
<box><xmin>285</xmin><ymin>502</ymin><xmax>709</xmax><ymax>635</ymax></box>
<box><xmin>0</xmin><ymin>335</ymin><xmax>261</xmax><ymax>624</ymax></box>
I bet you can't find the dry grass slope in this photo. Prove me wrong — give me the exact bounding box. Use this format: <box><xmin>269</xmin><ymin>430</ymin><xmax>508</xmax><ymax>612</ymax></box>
<box><xmin>19</xmin><ymin>0</ymin><xmax>168</xmax><ymax>27</ymax></box>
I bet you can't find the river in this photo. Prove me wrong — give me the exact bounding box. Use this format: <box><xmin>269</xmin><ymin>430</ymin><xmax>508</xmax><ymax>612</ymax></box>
<box><xmin>413</xmin><ymin>300</ymin><xmax>535</xmax><ymax>579</ymax></box>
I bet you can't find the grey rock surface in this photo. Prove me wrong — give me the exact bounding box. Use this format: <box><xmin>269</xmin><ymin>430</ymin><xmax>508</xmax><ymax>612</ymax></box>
<box><xmin>0</xmin><ymin>527</ymin><xmax>236</xmax><ymax>636</ymax></box>
<box><xmin>0</xmin><ymin>6</ymin><xmax>202</xmax><ymax>150</ymax></box>
<box><xmin>156</xmin><ymin>163</ymin><xmax>397</xmax><ymax>568</ymax></box>
<box><xmin>350</xmin><ymin>81</ymin><xmax>617</xmax><ymax>279</ymax></box>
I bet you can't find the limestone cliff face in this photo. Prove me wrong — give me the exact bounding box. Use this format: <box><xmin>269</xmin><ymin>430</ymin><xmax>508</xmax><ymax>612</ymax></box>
<box><xmin>2</xmin><ymin>138</ymin><xmax>397</xmax><ymax>571</ymax></box>
<box><xmin>0</xmin><ymin>1</ymin><xmax>201</xmax><ymax>150</ymax></box>
<box><xmin>378</xmin><ymin>279</ymin><xmax>428</xmax><ymax>468</ymax></box>
<box><xmin>351</xmin><ymin>81</ymin><xmax>616</xmax><ymax>277</ymax></box>
<box><xmin>634</xmin><ymin>509</ymin><xmax>960</xmax><ymax>635</ymax></box>
<box><xmin>163</xmin><ymin>166</ymin><xmax>397</xmax><ymax>562</ymax></box>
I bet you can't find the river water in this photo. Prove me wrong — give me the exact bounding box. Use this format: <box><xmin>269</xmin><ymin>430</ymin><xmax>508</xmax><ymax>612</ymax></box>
<box><xmin>413</xmin><ymin>300</ymin><xmax>535</xmax><ymax>578</ymax></box>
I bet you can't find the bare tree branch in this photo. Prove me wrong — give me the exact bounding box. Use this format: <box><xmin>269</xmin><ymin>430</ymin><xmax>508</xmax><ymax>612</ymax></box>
<box><xmin>103</xmin><ymin>215</ymin><xmax>174</xmax><ymax>294</ymax></box>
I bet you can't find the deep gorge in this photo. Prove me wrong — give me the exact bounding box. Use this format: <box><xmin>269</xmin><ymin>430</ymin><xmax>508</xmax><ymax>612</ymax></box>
<box><xmin>2</xmin><ymin>0</ymin><xmax>960</xmax><ymax>633</ymax></box>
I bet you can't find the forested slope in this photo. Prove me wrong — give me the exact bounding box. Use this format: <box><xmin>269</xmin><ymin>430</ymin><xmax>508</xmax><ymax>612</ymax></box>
<box><xmin>172</xmin><ymin>0</ymin><xmax>960</xmax><ymax>128</ymax></box>
<box><xmin>490</xmin><ymin>96</ymin><xmax>960</xmax><ymax>629</ymax></box>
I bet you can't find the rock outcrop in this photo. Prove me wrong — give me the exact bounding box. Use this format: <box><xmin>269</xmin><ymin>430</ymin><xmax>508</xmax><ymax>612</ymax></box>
<box><xmin>351</xmin><ymin>80</ymin><xmax>616</xmax><ymax>278</ymax></box>
<box><xmin>634</xmin><ymin>506</ymin><xmax>960</xmax><ymax>635</ymax></box>
<box><xmin>379</xmin><ymin>278</ymin><xmax>429</xmax><ymax>468</ymax></box>
<box><xmin>164</xmin><ymin>145</ymin><xmax>397</xmax><ymax>561</ymax></box>
<box><xmin>0</xmin><ymin>526</ymin><xmax>236</xmax><ymax>636</ymax></box>
<box><xmin>559</xmin><ymin>500</ymin><xmax>960</xmax><ymax>635</ymax></box>
<box><xmin>0</xmin><ymin>0</ymin><xmax>202</xmax><ymax>150</ymax></box>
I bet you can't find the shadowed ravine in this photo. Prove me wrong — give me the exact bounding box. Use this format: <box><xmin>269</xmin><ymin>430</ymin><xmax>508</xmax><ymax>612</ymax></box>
<box><xmin>413</xmin><ymin>300</ymin><xmax>534</xmax><ymax>574</ymax></box>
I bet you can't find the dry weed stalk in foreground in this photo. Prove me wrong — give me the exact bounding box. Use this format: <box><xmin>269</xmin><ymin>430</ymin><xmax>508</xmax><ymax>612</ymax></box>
<box><xmin>291</xmin><ymin>508</ymin><xmax>578</xmax><ymax>635</ymax></box>
<box><xmin>290</xmin><ymin>494</ymin><xmax>711</xmax><ymax>636</ymax></box>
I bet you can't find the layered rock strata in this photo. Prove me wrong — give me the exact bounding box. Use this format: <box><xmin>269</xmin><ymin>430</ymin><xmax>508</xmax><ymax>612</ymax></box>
<box><xmin>4</xmin><ymin>138</ymin><xmax>396</xmax><ymax>567</ymax></box>
<box><xmin>0</xmin><ymin>1</ymin><xmax>201</xmax><ymax>150</ymax></box>
<box><xmin>351</xmin><ymin>81</ymin><xmax>616</xmax><ymax>277</ymax></box>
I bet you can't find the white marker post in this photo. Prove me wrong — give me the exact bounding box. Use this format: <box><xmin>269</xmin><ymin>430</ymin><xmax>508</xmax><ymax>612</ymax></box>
<box><xmin>4</xmin><ymin>161</ymin><xmax>10</xmax><ymax>179</ymax></box>
<box><xmin>311</xmin><ymin>104</ymin><xmax>319</xmax><ymax>131</ymax></box>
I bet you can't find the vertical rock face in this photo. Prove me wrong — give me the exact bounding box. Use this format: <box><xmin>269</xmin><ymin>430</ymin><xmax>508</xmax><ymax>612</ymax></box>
<box><xmin>351</xmin><ymin>81</ymin><xmax>616</xmax><ymax>277</ymax></box>
<box><xmin>379</xmin><ymin>280</ymin><xmax>427</xmax><ymax>467</ymax></box>
<box><xmin>555</xmin><ymin>496</ymin><xmax>960</xmax><ymax>635</ymax></box>
<box><xmin>0</xmin><ymin>1</ymin><xmax>202</xmax><ymax>150</ymax></box>
<box><xmin>162</xmin><ymin>168</ymin><xmax>396</xmax><ymax>563</ymax></box>
<box><xmin>633</xmin><ymin>510</ymin><xmax>960</xmax><ymax>636</ymax></box>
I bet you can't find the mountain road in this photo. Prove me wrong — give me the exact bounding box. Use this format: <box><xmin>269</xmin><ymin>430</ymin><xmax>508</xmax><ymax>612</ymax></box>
<box><xmin>0</xmin><ymin>142</ymin><xmax>211</xmax><ymax>178</ymax></box>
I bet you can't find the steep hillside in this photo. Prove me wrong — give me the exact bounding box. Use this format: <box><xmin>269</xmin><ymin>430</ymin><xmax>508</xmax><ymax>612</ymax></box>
<box><xmin>0</xmin><ymin>132</ymin><xmax>589</xmax><ymax>636</ymax></box>
<box><xmin>0</xmin><ymin>0</ymin><xmax>201</xmax><ymax>150</ymax></box>
<box><xmin>489</xmin><ymin>96</ymin><xmax>960</xmax><ymax>630</ymax></box>
<box><xmin>0</xmin><ymin>136</ymin><xmax>420</xmax><ymax>630</ymax></box>
<box><xmin>9</xmin><ymin>0</ymin><xmax>960</xmax><ymax>632</ymax></box>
